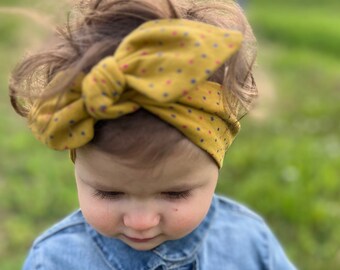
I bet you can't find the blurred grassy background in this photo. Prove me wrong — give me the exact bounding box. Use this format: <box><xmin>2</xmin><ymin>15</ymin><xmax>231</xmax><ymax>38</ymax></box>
<box><xmin>0</xmin><ymin>0</ymin><xmax>339</xmax><ymax>269</ymax></box>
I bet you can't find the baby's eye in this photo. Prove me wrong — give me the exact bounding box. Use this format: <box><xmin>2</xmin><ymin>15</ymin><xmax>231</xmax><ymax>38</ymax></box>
<box><xmin>162</xmin><ymin>190</ymin><xmax>191</xmax><ymax>200</ymax></box>
<box><xmin>93</xmin><ymin>190</ymin><xmax>124</xmax><ymax>200</ymax></box>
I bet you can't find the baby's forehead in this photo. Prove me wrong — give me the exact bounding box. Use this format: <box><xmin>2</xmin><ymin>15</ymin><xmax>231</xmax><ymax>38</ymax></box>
<box><xmin>76</xmin><ymin>142</ymin><xmax>217</xmax><ymax>190</ymax></box>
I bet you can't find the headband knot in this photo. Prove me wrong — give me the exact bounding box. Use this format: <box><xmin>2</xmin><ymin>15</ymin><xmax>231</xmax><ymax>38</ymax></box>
<box><xmin>82</xmin><ymin>57</ymin><xmax>126</xmax><ymax>119</ymax></box>
<box><xmin>28</xmin><ymin>19</ymin><xmax>244</xmax><ymax>167</ymax></box>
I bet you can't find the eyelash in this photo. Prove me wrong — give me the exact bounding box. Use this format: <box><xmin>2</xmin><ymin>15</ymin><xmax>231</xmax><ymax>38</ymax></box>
<box><xmin>92</xmin><ymin>191</ymin><xmax>123</xmax><ymax>200</ymax></box>
<box><xmin>163</xmin><ymin>191</ymin><xmax>191</xmax><ymax>200</ymax></box>
<box><xmin>92</xmin><ymin>190</ymin><xmax>192</xmax><ymax>201</ymax></box>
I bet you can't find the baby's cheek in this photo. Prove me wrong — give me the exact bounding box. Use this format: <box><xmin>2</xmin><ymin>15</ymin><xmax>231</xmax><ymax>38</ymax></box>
<box><xmin>81</xmin><ymin>198</ymin><xmax>119</xmax><ymax>236</ymax></box>
<box><xmin>167</xmin><ymin>205</ymin><xmax>208</xmax><ymax>238</ymax></box>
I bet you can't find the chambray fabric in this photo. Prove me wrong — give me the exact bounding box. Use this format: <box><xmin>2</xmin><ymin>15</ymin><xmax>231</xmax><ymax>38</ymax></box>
<box><xmin>22</xmin><ymin>195</ymin><xmax>297</xmax><ymax>270</ymax></box>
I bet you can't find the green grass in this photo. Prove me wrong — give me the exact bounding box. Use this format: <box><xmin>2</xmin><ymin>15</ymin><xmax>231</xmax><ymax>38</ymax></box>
<box><xmin>1</xmin><ymin>0</ymin><xmax>340</xmax><ymax>269</ymax></box>
<box><xmin>248</xmin><ymin>7</ymin><xmax>340</xmax><ymax>59</ymax></box>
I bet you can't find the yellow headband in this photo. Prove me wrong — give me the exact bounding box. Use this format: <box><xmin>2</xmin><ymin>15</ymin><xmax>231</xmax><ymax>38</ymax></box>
<box><xmin>28</xmin><ymin>19</ymin><xmax>243</xmax><ymax>168</ymax></box>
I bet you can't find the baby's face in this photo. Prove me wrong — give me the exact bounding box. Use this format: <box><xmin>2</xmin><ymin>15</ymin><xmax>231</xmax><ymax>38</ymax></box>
<box><xmin>74</xmin><ymin>144</ymin><xmax>219</xmax><ymax>251</ymax></box>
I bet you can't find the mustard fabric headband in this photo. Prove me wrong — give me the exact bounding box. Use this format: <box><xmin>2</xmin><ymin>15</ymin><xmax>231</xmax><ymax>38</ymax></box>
<box><xmin>28</xmin><ymin>19</ymin><xmax>243</xmax><ymax>168</ymax></box>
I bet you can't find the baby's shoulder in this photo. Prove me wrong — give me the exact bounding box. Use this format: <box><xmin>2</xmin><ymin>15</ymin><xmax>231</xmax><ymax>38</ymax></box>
<box><xmin>23</xmin><ymin>210</ymin><xmax>103</xmax><ymax>270</ymax></box>
<box><xmin>210</xmin><ymin>195</ymin><xmax>273</xmax><ymax>252</ymax></box>
<box><xmin>204</xmin><ymin>195</ymin><xmax>297</xmax><ymax>270</ymax></box>
<box><xmin>33</xmin><ymin>209</ymin><xmax>87</xmax><ymax>245</ymax></box>
<box><xmin>213</xmin><ymin>194</ymin><xmax>265</xmax><ymax>224</ymax></box>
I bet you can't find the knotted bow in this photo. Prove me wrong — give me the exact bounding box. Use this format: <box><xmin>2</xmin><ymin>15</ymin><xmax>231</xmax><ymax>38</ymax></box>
<box><xmin>29</xmin><ymin>19</ymin><xmax>243</xmax><ymax>167</ymax></box>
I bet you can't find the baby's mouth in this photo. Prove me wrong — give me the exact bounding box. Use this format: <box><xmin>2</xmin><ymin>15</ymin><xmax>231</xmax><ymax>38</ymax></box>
<box><xmin>123</xmin><ymin>235</ymin><xmax>157</xmax><ymax>243</ymax></box>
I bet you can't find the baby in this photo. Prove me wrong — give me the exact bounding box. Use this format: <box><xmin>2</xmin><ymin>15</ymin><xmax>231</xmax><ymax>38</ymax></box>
<box><xmin>9</xmin><ymin>0</ymin><xmax>297</xmax><ymax>269</ymax></box>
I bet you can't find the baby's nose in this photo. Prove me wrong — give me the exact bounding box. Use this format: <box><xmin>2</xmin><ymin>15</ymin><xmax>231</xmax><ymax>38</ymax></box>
<box><xmin>123</xmin><ymin>210</ymin><xmax>160</xmax><ymax>231</ymax></box>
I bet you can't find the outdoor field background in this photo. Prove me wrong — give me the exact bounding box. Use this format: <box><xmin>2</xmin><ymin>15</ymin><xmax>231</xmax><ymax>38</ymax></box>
<box><xmin>1</xmin><ymin>0</ymin><xmax>339</xmax><ymax>269</ymax></box>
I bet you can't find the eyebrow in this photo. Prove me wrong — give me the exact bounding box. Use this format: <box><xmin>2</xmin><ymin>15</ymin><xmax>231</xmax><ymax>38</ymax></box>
<box><xmin>161</xmin><ymin>183</ymin><xmax>205</xmax><ymax>192</ymax></box>
<box><xmin>77</xmin><ymin>175</ymin><xmax>113</xmax><ymax>190</ymax></box>
<box><xmin>78</xmin><ymin>174</ymin><xmax>206</xmax><ymax>192</ymax></box>
<box><xmin>78</xmin><ymin>175</ymin><xmax>204</xmax><ymax>192</ymax></box>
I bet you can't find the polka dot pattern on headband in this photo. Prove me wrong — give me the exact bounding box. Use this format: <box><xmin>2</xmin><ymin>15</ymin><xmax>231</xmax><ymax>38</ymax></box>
<box><xmin>28</xmin><ymin>19</ymin><xmax>243</xmax><ymax>168</ymax></box>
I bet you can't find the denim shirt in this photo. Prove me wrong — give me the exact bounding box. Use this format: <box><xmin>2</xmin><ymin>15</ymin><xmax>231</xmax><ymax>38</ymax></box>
<box><xmin>23</xmin><ymin>195</ymin><xmax>297</xmax><ymax>270</ymax></box>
